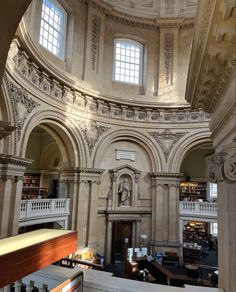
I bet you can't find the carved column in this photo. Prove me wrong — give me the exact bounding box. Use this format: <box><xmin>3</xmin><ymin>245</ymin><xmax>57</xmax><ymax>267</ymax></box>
<box><xmin>206</xmin><ymin>141</ymin><xmax>236</xmax><ymax>292</ymax></box>
<box><xmin>76</xmin><ymin>168</ymin><xmax>104</xmax><ymax>250</ymax></box>
<box><xmin>0</xmin><ymin>155</ymin><xmax>32</xmax><ymax>238</ymax></box>
<box><xmin>149</xmin><ymin>172</ymin><xmax>182</xmax><ymax>254</ymax></box>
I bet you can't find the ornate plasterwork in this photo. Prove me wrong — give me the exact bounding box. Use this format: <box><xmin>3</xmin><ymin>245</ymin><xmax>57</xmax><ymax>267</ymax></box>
<box><xmin>164</xmin><ymin>33</ymin><xmax>174</xmax><ymax>85</ymax></box>
<box><xmin>206</xmin><ymin>146</ymin><xmax>236</xmax><ymax>183</ymax></box>
<box><xmin>78</xmin><ymin>120</ymin><xmax>110</xmax><ymax>155</ymax></box>
<box><xmin>6</xmin><ymin>40</ymin><xmax>212</xmax><ymax>124</ymax></box>
<box><xmin>186</xmin><ymin>0</ymin><xmax>236</xmax><ymax>112</ymax></box>
<box><xmin>91</xmin><ymin>15</ymin><xmax>101</xmax><ymax>73</ymax></box>
<box><xmin>3</xmin><ymin>74</ymin><xmax>40</xmax><ymax>144</ymax></box>
<box><xmin>101</xmin><ymin>0</ymin><xmax>197</xmax><ymax>19</ymax></box>
<box><xmin>91</xmin><ymin>0</ymin><xmax>194</xmax><ymax>29</ymax></box>
<box><xmin>149</xmin><ymin>129</ymin><xmax>187</xmax><ymax>162</ymax></box>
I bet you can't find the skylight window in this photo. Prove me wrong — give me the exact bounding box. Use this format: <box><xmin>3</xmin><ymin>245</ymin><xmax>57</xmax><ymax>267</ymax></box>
<box><xmin>39</xmin><ymin>0</ymin><xmax>67</xmax><ymax>59</ymax></box>
<box><xmin>113</xmin><ymin>39</ymin><xmax>143</xmax><ymax>85</ymax></box>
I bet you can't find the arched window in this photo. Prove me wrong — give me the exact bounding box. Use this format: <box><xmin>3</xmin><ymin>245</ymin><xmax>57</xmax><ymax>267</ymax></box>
<box><xmin>113</xmin><ymin>38</ymin><xmax>143</xmax><ymax>85</ymax></box>
<box><xmin>39</xmin><ymin>0</ymin><xmax>67</xmax><ymax>59</ymax></box>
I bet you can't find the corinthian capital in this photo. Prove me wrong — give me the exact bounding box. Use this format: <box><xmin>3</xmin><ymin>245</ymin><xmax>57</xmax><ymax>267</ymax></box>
<box><xmin>206</xmin><ymin>153</ymin><xmax>224</xmax><ymax>182</ymax></box>
<box><xmin>223</xmin><ymin>152</ymin><xmax>236</xmax><ymax>182</ymax></box>
<box><xmin>206</xmin><ymin>144</ymin><xmax>236</xmax><ymax>183</ymax></box>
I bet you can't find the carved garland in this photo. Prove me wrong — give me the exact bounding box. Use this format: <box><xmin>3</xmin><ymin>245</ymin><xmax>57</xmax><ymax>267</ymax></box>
<box><xmin>164</xmin><ymin>33</ymin><xmax>174</xmax><ymax>85</ymax></box>
<box><xmin>91</xmin><ymin>15</ymin><xmax>101</xmax><ymax>73</ymax></box>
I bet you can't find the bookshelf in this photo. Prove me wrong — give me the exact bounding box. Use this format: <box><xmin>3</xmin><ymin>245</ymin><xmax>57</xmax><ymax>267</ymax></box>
<box><xmin>22</xmin><ymin>174</ymin><xmax>48</xmax><ymax>199</ymax></box>
<box><xmin>179</xmin><ymin>181</ymin><xmax>207</xmax><ymax>201</ymax></box>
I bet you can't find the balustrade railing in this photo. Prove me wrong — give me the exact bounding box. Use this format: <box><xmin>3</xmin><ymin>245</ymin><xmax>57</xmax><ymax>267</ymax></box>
<box><xmin>20</xmin><ymin>198</ymin><xmax>70</xmax><ymax>219</ymax></box>
<box><xmin>179</xmin><ymin>201</ymin><xmax>217</xmax><ymax>217</ymax></box>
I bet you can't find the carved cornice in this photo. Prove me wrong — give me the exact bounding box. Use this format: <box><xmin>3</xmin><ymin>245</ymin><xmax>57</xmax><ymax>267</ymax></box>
<box><xmin>0</xmin><ymin>155</ymin><xmax>32</xmax><ymax>166</ymax></box>
<box><xmin>5</xmin><ymin>40</ymin><xmax>213</xmax><ymax>125</ymax></box>
<box><xmin>186</xmin><ymin>0</ymin><xmax>236</xmax><ymax>112</ymax></box>
<box><xmin>149</xmin><ymin>172</ymin><xmax>183</xmax><ymax>178</ymax></box>
<box><xmin>77</xmin><ymin>167</ymin><xmax>104</xmax><ymax>174</ymax></box>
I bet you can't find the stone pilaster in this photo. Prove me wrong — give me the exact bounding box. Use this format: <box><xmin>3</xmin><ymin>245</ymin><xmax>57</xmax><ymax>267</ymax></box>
<box><xmin>206</xmin><ymin>141</ymin><xmax>236</xmax><ymax>292</ymax></box>
<box><xmin>149</xmin><ymin>172</ymin><xmax>182</xmax><ymax>254</ymax></box>
<box><xmin>58</xmin><ymin>168</ymin><xmax>79</xmax><ymax>231</ymax></box>
<box><xmin>0</xmin><ymin>155</ymin><xmax>32</xmax><ymax>238</ymax></box>
<box><xmin>76</xmin><ymin>167</ymin><xmax>104</xmax><ymax>250</ymax></box>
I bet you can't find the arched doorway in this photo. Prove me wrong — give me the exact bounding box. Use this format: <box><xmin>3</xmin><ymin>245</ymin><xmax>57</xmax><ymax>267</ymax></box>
<box><xmin>19</xmin><ymin>122</ymin><xmax>77</xmax><ymax>233</ymax></box>
<box><xmin>179</xmin><ymin>143</ymin><xmax>218</xmax><ymax>270</ymax></box>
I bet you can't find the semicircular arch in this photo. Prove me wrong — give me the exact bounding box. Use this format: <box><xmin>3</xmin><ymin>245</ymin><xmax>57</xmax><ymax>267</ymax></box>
<box><xmin>93</xmin><ymin>128</ymin><xmax>162</xmax><ymax>172</ymax></box>
<box><xmin>19</xmin><ymin>109</ymin><xmax>87</xmax><ymax>168</ymax></box>
<box><xmin>170</xmin><ymin>130</ymin><xmax>212</xmax><ymax>173</ymax></box>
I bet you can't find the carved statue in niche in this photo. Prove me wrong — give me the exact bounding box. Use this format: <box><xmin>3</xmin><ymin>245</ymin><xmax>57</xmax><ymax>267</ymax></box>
<box><xmin>118</xmin><ymin>176</ymin><xmax>132</xmax><ymax>206</ymax></box>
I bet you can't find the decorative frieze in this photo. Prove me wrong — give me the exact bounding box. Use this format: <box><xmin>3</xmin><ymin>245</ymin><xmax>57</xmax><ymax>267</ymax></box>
<box><xmin>78</xmin><ymin>120</ymin><xmax>110</xmax><ymax>155</ymax></box>
<box><xmin>149</xmin><ymin>129</ymin><xmax>187</xmax><ymax>162</ymax></box>
<box><xmin>91</xmin><ymin>15</ymin><xmax>101</xmax><ymax>73</ymax></box>
<box><xmin>6</xmin><ymin>40</ymin><xmax>212</xmax><ymax>124</ymax></box>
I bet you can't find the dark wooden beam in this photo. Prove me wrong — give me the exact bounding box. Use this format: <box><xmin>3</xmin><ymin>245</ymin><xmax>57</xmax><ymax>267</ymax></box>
<box><xmin>0</xmin><ymin>229</ymin><xmax>77</xmax><ymax>288</ymax></box>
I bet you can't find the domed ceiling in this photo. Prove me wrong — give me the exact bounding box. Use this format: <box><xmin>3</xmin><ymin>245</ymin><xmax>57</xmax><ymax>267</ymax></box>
<box><xmin>102</xmin><ymin>0</ymin><xmax>198</xmax><ymax>19</ymax></box>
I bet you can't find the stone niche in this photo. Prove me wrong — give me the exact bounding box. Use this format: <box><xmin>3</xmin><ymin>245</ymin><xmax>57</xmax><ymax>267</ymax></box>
<box><xmin>109</xmin><ymin>165</ymin><xmax>141</xmax><ymax>210</ymax></box>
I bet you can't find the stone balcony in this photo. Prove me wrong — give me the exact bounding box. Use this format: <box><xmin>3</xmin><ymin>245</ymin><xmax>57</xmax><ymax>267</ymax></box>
<box><xmin>179</xmin><ymin>201</ymin><xmax>217</xmax><ymax>219</ymax></box>
<box><xmin>19</xmin><ymin>198</ymin><xmax>70</xmax><ymax>227</ymax></box>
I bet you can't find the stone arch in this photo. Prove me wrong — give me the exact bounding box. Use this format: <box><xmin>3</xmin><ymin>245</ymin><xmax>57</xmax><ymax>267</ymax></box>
<box><xmin>19</xmin><ymin>110</ymin><xmax>87</xmax><ymax>168</ymax></box>
<box><xmin>170</xmin><ymin>130</ymin><xmax>212</xmax><ymax>173</ymax></box>
<box><xmin>93</xmin><ymin>128</ymin><xmax>162</xmax><ymax>172</ymax></box>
